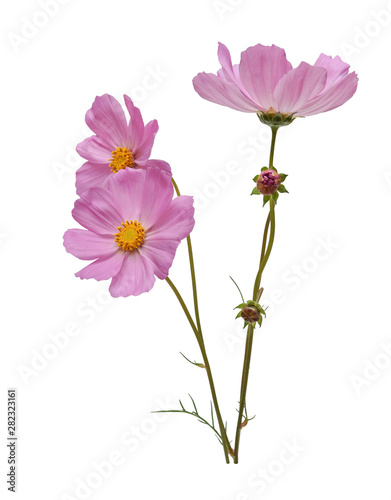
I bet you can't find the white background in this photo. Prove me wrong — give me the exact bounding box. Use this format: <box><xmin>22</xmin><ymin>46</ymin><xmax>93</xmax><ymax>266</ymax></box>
<box><xmin>1</xmin><ymin>0</ymin><xmax>391</xmax><ymax>498</ymax></box>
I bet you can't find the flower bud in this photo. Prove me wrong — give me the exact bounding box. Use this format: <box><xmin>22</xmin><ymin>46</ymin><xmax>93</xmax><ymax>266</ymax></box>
<box><xmin>256</xmin><ymin>169</ymin><xmax>281</xmax><ymax>195</ymax></box>
<box><xmin>240</xmin><ymin>306</ymin><xmax>260</xmax><ymax>324</ymax></box>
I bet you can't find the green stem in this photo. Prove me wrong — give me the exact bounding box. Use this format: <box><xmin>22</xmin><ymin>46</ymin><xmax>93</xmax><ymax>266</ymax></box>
<box><xmin>233</xmin><ymin>323</ymin><xmax>254</xmax><ymax>463</ymax></box>
<box><xmin>166</xmin><ymin>278</ymin><xmax>232</xmax><ymax>463</ymax></box>
<box><xmin>252</xmin><ymin>200</ymin><xmax>275</xmax><ymax>302</ymax></box>
<box><xmin>172</xmin><ymin>178</ymin><xmax>202</xmax><ymax>334</ymax></box>
<box><xmin>233</xmin><ymin>202</ymin><xmax>276</xmax><ymax>463</ymax></box>
<box><xmin>269</xmin><ymin>127</ymin><xmax>278</xmax><ymax>169</ymax></box>
<box><xmin>233</xmin><ymin>126</ymin><xmax>279</xmax><ymax>464</ymax></box>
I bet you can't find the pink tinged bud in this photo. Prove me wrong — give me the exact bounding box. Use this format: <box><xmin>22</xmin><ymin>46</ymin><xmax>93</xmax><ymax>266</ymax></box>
<box><xmin>256</xmin><ymin>169</ymin><xmax>281</xmax><ymax>195</ymax></box>
<box><xmin>240</xmin><ymin>306</ymin><xmax>260</xmax><ymax>323</ymax></box>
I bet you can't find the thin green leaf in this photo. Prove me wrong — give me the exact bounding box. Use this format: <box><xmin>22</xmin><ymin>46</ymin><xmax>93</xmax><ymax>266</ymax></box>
<box><xmin>179</xmin><ymin>352</ymin><xmax>205</xmax><ymax>368</ymax></box>
<box><xmin>230</xmin><ymin>276</ymin><xmax>245</xmax><ymax>304</ymax></box>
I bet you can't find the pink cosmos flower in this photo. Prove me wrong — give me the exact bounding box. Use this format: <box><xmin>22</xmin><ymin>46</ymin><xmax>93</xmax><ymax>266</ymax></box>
<box><xmin>76</xmin><ymin>94</ymin><xmax>171</xmax><ymax>196</ymax></box>
<box><xmin>63</xmin><ymin>167</ymin><xmax>195</xmax><ymax>298</ymax></box>
<box><xmin>193</xmin><ymin>43</ymin><xmax>358</xmax><ymax>120</ymax></box>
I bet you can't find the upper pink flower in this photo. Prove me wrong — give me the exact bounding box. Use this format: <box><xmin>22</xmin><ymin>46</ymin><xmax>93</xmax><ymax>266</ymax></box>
<box><xmin>76</xmin><ymin>94</ymin><xmax>171</xmax><ymax>196</ymax></box>
<box><xmin>64</xmin><ymin>167</ymin><xmax>195</xmax><ymax>298</ymax></box>
<box><xmin>193</xmin><ymin>43</ymin><xmax>358</xmax><ymax>118</ymax></box>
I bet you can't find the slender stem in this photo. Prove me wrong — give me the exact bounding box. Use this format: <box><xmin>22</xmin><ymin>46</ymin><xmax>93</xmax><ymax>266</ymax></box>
<box><xmin>252</xmin><ymin>200</ymin><xmax>275</xmax><ymax>301</ymax></box>
<box><xmin>233</xmin><ymin>126</ymin><xmax>279</xmax><ymax>464</ymax></box>
<box><xmin>166</xmin><ymin>277</ymin><xmax>199</xmax><ymax>340</ymax></box>
<box><xmin>233</xmin><ymin>324</ymin><xmax>254</xmax><ymax>463</ymax></box>
<box><xmin>172</xmin><ymin>178</ymin><xmax>202</xmax><ymax>334</ymax></box>
<box><xmin>233</xmin><ymin>203</ymin><xmax>276</xmax><ymax>463</ymax></box>
<box><xmin>165</xmin><ymin>278</ymin><xmax>232</xmax><ymax>463</ymax></box>
<box><xmin>269</xmin><ymin>127</ymin><xmax>278</xmax><ymax>169</ymax></box>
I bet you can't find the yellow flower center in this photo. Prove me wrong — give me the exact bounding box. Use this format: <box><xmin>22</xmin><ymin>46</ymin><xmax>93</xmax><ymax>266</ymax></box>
<box><xmin>109</xmin><ymin>147</ymin><xmax>134</xmax><ymax>173</ymax></box>
<box><xmin>114</xmin><ymin>220</ymin><xmax>145</xmax><ymax>251</ymax></box>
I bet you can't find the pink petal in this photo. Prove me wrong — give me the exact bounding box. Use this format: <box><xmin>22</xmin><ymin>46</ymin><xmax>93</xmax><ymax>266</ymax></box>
<box><xmin>273</xmin><ymin>62</ymin><xmax>327</xmax><ymax>114</ymax></box>
<box><xmin>134</xmin><ymin>119</ymin><xmax>159</xmax><ymax>162</ymax></box>
<box><xmin>64</xmin><ymin>229</ymin><xmax>117</xmax><ymax>260</ymax></box>
<box><xmin>217</xmin><ymin>43</ymin><xmax>246</xmax><ymax>90</ymax></box>
<box><xmin>85</xmin><ymin>94</ymin><xmax>128</xmax><ymax>148</ymax></box>
<box><xmin>75</xmin><ymin>162</ymin><xmax>111</xmax><ymax>197</ymax></box>
<box><xmin>238</xmin><ymin>44</ymin><xmax>293</xmax><ymax>111</ymax></box>
<box><xmin>123</xmin><ymin>95</ymin><xmax>144</xmax><ymax>150</ymax></box>
<box><xmin>75</xmin><ymin>251</ymin><xmax>124</xmax><ymax>280</ymax></box>
<box><xmin>296</xmin><ymin>71</ymin><xmax>358</xmax><ymax>117</ymax></box>
<box><xmin>148</xmin><ymin>195</ymin><xmax>195</xmax><ymax>241</ymax></box>
<box><xmin>76</xmin><ymin>136</ymin><xmax>112</xmax><ymax>164</ymax></box>
<box><xmin>109</xmin><ymin>251</ymin><xmax>156</xmax><ymax>297</ymax></box>
<box><xmin>140</xmin><ymin>239</ymin><xmax>181</xmax><ymax>279</ymax></box>
<box><xmin>106</xmin><ymin>168</ymin><xmax>174</xmax><ymax>229</ymax></box>
<box><xmin>72</xmin><ymin>192</ymin><xmax>122</xmax><ymax>235</ymax></box>
<box><xmin>143</xmin><ymin>159</ymin><xmax>172</xmax><ymax>174</ymax></box>
<box><xmin>193</xmin><ymin>72</ymin><xmax>259</xmax><ymax>112</ymax></box>
<box><xmin>314</xmin><ymin>54</ymin><xmax>350</xmax><ymax>91</ymax></box>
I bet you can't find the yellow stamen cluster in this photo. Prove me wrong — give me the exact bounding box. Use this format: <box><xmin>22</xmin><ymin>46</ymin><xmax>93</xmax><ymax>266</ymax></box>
<box><xmin>109</xmin><ymin>147</ymin><xmax>134</xmax><ymax>173</ymax></box>
<box><xmin>114</xmin><ymin>220</ymin><xmax>145</xmax><ymax>251</ymax></box>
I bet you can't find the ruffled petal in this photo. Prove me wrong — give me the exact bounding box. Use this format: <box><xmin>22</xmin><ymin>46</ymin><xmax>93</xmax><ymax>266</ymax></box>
<box><xmin>273</xmin><ymin>62</ymin><xmax>327</xmax><ymax>114</ymax></box>
<box><xmin>140</xmin><ymin>239</ymin><xmax>181</xmax><ymax>279</ymax></box>
<box><xmin>76</xmin><ymin>136</ymin><xmax>112</xmax><ymax>164</ymax></box>
<box><xmin>148</xmin><ymin>195</ymin><xmax>195</xmax><ymax>241</ymax></box>
<box><xmin>314</xmin><ymin>54</ymin><xmax>350</xmax><ymax>91</ymax></box>
<box><xmin>295</xmin><ymin>71</ymin><xmax>358</xmax><ymax>117</ymax></box>
<box><xmin>64</xmin><ymin>229</ymin><xmax>117</xmax><ymax>260</ymax></box>
<box><xmin>75</xmin><ymin>251</ymin><xmax>124</xmax><ymax>280</ymax></box>
<box><xmin>75</xmin><ymin>162</ymin><xmax>111</xmax><ymax>196</ymax></box>
<box><xmin>217</xmin><ymin>42</ymin><xmax>249</xmax><ymax>93</ymax></box>
<box><xmin>85</xmin><ymin>94</ymin><xmax>128</xmax><ymax>148</ymax></box>
<box><xmin>238</xmin><ymin>44</ymin><xmax>292</xmax><ymax>111</ymax></box>
<box><xmin>109</xmin><ymin>251</ymin><xmax>156</xmax><ymax>297</ymax></box>
<box><xmin>123</xmin><ymin>95</ymin><xmax>144</xmax><ymax>150</ymax></box>
<box><xmin>193</xmin><ymin>72</ymin><xmax>259</xmax><ymax>112</ymax></box>
<box><xmin>72</xmin><ymin>193</ymin><xmax>121</xmax><ymax>235</ymax></box>
<box><xmin>143</xmin><ymin>159</ymin><xmax>172</xmax><ymax>174</ymax></box>
<box><xmin>134</xmin><ymin>119</ymin><xmax>159</xmax><ymax>162</ymax></box>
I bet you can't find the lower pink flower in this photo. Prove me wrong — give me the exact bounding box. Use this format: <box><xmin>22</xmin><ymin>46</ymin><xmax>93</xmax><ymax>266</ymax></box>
<box><xmin>63</xmin><ymin>167</ymin><xmax>195</xmax><ymax>297</ymax></box>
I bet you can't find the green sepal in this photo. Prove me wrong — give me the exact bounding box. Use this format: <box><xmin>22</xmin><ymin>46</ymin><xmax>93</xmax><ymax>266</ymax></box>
<box><xmin>235</xmin><ymin>311</ymin><xmax>242</xmax><ymax>319</ymax></box>
<box><xmin>278</xmin><ymin>184</ymin><xmax>289</xmax><ymax>194</ymax></box>
<box><xmin>253</xmin><ymin>175</ymin><xmax>259</xmax><ymax>182</ymax></box>
<box><xmin>270</xmin><ymin>166</ymin><xmax>277</xmax><ymax>172</ymax></box>
<box><xmin>234</xmin><ymin>303</ymin><xmax>247</xmax><ymax>310</ymax></box>
<box><xmin>257</xmin><ymin>316</ymin><xmax>263</xmax><ymax>327</ymax></box>
<box><xmin>243</xmin><ymin>322</ymin><xmax>249</xmax><ymax>329</ymax></box>
<box><xmin>263</xmin><ymin>195</ymin><xmax>271</xmax><ymax>207</ymax></box>
<box><xmin>251</xmin><ymin>187</ymin><xmax>260</xmax><ymax>195</ymax></box>
<box><xmin>272</xmin><ymin>191</ymin><xmax>279</xmax><ymax>203</ymax></box>
<box><xmin>279</xmin><ymin>173</ymin><xmax>288</xmax><ymax>182</ymax></box>
<box><xmin>261</xmin><ymin>166</ymin><xmax>268</xmax><ymax>172</ymax></box>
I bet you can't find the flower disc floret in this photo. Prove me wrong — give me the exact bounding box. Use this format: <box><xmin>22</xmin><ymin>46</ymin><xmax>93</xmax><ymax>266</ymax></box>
<box><xmin>109</xmin><ymin>147</ymin><xmax>135</xmax><ymax>173</ymax></box>
<box><xmin>114</xmin><ymin>220</ymin><xmax>145</xmax><ymax>251</ymax></box>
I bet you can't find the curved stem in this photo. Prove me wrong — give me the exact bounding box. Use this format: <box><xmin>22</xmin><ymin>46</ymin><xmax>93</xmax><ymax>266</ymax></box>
<box><xmin>253</xmin><ymin>200</ymin><xmax>275</xmax><ymax>301</ymax></box>
<box><xmin>165</xmin><ymin>278</ymin><xmax>232</xmax><ymax>463</ymax></box>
